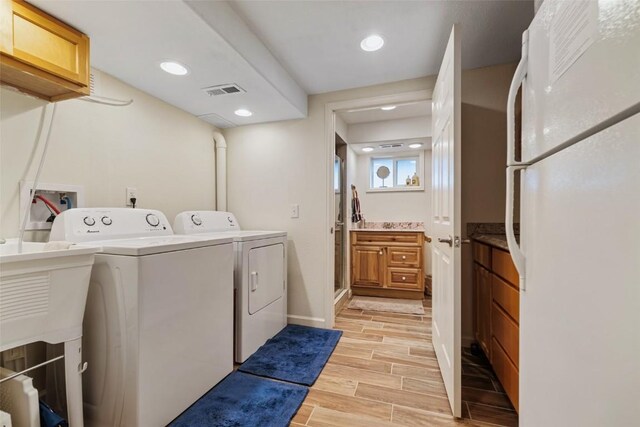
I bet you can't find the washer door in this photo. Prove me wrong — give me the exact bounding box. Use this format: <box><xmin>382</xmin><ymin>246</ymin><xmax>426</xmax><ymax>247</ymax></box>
<box><xmin>248</xmin><ymin>243</ymin><xmax>285</xmax><ymax>315</ymax></box>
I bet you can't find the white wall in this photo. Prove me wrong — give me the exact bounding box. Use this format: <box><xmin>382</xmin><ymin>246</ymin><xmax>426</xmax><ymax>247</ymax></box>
<box><xmin>460</xmin><ymin>62</ymin><xmax>517</xmax><ymax>345</ymax></box>
<box><xmin>0</xmin><ymin>69</ymin><xmax>218</xmax><ymax>239</ymax></box>
<box><xmin>224</xmin><ymin>76</ymin><xmax>437</xmax><ymax>326</ymax></box>
<box><xmin>224</xmin><ymin>63</ymin><xmax>515</xmax><ymax>333</ymax></box>
<box><xmin>335</xmin><ymin>114</ymin><xmax>348</xmax><ymax>142</ymax></box>
<box><xmin>348</xmin><ymin>116</ymin><xmax>431</xmax><ymax>143</ymax></box>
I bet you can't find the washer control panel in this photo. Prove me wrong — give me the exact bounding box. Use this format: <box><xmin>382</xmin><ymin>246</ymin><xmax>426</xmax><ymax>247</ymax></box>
<box><xmin>50</xmin><ymin>208</ymin><xmax>173</xmax><ymax>242</ymax></box>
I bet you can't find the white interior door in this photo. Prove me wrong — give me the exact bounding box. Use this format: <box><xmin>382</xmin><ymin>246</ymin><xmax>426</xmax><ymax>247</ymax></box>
<box><xmin>431</xmin><ymin>24</ymin><xmax>461</xmax><ymax>417</ymax></box>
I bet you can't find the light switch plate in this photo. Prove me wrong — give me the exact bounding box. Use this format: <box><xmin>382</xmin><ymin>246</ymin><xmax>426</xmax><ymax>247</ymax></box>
<box><xmin>290</xmin><ymin>204</ymin><xmax>299</xmax><ymax>219</ymax></box>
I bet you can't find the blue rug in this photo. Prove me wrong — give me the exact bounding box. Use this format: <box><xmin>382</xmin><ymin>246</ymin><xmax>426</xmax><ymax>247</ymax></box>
<box><xmin>238</xmin><ymin>324</ymin><xmax>342</xmax><ymax>386</ymax></box>
<box><xmin>169</xmin><ymin>371</ymin><xmax>308</xmax><ymax>427</ymax></box>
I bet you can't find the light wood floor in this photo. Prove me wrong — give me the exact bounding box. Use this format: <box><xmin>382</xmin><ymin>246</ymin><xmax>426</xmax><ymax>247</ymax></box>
<box><xmin>290</xmin><ymin>297</ymin><xmax>518</xmax><ymax>427</ymax></box>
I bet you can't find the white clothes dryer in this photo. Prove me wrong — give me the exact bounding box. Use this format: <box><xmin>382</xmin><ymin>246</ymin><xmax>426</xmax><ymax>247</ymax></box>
<box><xmin>174</xmin><ymin>211</ymin><xmax>287</xmax><ymax>363</ymax></box>
<box><xmin>51</xmin><ymin>208</ymin><xmax>234</xmax><ymax>427</ymax></box>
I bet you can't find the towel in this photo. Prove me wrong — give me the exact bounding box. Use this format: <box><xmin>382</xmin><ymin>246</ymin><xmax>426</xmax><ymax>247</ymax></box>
<box><xmin>351</xmin><ymin>187</ymin><xmax>362</xmax><ymax>223</ymax></box>
<box><xmin>43</xmin><ymin>241</ymin><xmax>74</xmax><ymax>251</ymax></box>
<box><xmin>39</xmin><ymin>400</ymin><xmax>68</xmax><ymax>427</ymax></box>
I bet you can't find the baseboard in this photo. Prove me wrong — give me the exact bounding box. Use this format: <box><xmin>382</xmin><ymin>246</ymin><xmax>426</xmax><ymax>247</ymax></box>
<box><xmin>462</xmin><ymin>335</ymin><xmax>475</xmax><ymax>348</ymax></box>
<box><xmin>287</xmin><ymin>314</ymin><xmax>326</xmax><ymax>328</ymax></box>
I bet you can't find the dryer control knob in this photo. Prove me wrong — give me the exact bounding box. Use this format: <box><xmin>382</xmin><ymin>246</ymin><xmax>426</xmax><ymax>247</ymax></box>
<box><xmin>101</xmin><ymin>216</ymin><xmax>113</xmax><ymax>226</ymax></box>
<box><xmin>191</xmin><ymin>214</ymin><xmax>202</xmax><ymax>226</ymax></box>
<box><xmin>83</xmin><ymin>216</ymin><xmax>96</xmax><ymax>226</ymax></box>
<box><xmin>146</xmin><ymin>213</ymin><xmax>160</xmax><ymax>227</ymax></box>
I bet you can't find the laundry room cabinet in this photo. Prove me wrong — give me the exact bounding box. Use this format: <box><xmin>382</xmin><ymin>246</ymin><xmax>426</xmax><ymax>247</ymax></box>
<box><xmin>350</xmin><ymin>230</ymin><xmax>425</xmax><ymax>299</ymax></box>
<box><xmin>0</xmin><ymin>0</ymin><xmax>90</xmax><ymax>101</ymax></box>
<box><xmin>472</xmin><ymin>239</ymin><xmax>520</xmax><ymax>412</ymax></box>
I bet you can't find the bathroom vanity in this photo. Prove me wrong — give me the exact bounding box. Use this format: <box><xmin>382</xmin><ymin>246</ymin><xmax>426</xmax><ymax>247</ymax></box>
<box><xmin>350</xmin><ymin>229</ymin><xmax>426</xmax><ymax>300</ymax></box>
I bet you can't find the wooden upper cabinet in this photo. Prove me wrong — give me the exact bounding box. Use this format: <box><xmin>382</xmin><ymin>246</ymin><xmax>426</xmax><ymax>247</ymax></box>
<box><xmin>0</xmin><ymin>0</ymin><xmax>90</xmax><ymax>101</ymax></box>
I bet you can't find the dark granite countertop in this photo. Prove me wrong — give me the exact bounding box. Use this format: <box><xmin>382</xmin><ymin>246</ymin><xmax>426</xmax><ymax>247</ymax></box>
<box><xmin>472</xmin><ymin>234</ymin><xmax>512</xmax><ymax>251</ymax></box>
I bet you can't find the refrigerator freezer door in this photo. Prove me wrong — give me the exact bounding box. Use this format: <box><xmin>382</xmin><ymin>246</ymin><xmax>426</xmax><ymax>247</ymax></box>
<box><xmin>520</xmin><ymin>113</ymin><xmax>640</xmax><ymax>426</ymax></box>
<box><xmin>522</xmin><ymin>0</ymin><xmax>640</xmax><ymax>162</ymax></box>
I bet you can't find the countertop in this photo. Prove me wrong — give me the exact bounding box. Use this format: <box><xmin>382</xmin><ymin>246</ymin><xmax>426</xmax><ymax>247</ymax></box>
<box><xmin>350</xmin><ymin>228</ymin><xmax>426</xmax><ymax>233</ymax></box>
<box><xmin>471</xmin><ymin>234</ymin><xmax>513</xmax><ymax>251</ymax></box>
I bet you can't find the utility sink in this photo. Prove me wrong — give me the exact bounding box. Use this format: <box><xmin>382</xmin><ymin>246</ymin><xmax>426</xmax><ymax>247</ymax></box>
<box><xmin>0</xmin><ymin>240</ymin><xmax>97</xmax><ymax>352</ymax></box>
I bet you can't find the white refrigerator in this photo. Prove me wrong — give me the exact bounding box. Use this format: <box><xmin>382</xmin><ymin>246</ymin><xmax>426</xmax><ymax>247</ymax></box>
<box><xmin>505</xmin><ymin>1</ymin><xmax>640</xmax><ymax>426</ymax></box>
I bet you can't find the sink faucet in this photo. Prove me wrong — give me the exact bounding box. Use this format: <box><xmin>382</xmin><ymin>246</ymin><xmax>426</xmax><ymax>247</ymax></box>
<box><xmin>0</xmin><ymin>238</ymin><xmax>6</xmax><ymax>244</ymax></box>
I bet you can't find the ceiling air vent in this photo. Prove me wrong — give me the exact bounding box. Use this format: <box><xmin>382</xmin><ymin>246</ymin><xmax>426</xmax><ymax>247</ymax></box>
<box><xmin>379</xmin><ymin>143</ymin><xmax>404</xmax><ymax>149</ymax></box>
<box><xmin>203</xmin><ymin>83</ymin><xmax>246</xmax><ymax>97</ymax></box>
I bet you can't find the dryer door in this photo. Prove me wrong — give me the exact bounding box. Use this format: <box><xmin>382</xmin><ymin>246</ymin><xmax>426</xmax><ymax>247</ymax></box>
<box><xmin>248</xmin><ymin>243</ymin><xmax>285</xmax><ymax>315</ymax></box>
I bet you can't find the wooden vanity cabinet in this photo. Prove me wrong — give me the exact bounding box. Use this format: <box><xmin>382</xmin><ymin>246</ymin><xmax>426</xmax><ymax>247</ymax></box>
<box><xmin>472</xmin><ymin>240</ymin><xmax>520</xmax><ymax>412</ymax></box>
<box><xmin>0</xmin><ymin>0</ymin><xmax>90</xmax><ymax>101</ymax></box>
<box><xmin>350</xmin><ymin>231</ymin><xmax>425</xmax><ymax>299</ymax></box>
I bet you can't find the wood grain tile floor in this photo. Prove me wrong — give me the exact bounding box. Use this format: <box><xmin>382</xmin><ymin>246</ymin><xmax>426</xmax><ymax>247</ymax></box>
<box><xmin>291</xmin><ymin>297</ymin><xmax>518</xmax><ymax>427</ymax></box>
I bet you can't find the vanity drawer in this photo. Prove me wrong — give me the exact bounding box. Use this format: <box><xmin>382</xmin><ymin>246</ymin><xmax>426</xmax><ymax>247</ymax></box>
<box><xmin>492</xmin><ymin>248</ymin><xmax>519</xmax><ymax>285</ymax></box>
<box><xmin>387</xmin><ymin>247</ymin><xmax>421</xmax><ymax>267</ymax></box>
<box><xmin>492</xmin><ymin>302</ymin><xmax>519</xmax><ymax>368</ymax></box>
<box><xmin>491</xmin><ymin>337</ymin><xmax>519</xmax><ymax>412</ymax></box>
<box><xmin>352</xmin><ymin>231</ymin><xmax>423</xmax><ymax>246</ymax></box>
<box><xmin>387</xmin><ymin>267</ymin><xmax>422</xmax><ymax>290</ymax></box>
<box><xmin>492</xmin><ymin>273</ymin><xmax>519</xmax><ymax>323</ymax></box>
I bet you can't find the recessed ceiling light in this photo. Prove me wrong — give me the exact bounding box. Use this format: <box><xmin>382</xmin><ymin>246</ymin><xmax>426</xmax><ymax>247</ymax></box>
<box><xmin>381</xmin><ymin>105</ymin><xmax>396</xmax><ymax>111</ymax></box>
<box><xmin>360</xmin><ymin>35</ymin><xmax>384</xmax><ymax>52</ymax></box>
<box><xmin>409</xmin><ymin>143</ymin><xmax>423</xmax><ymax>149</ymax></box>
<box><xmin>234</xmin><ymin>108</ymin><xmax>253</xmax><ymax>117</ymax></box>
<box><xmin>362</xmin><ymin>147</ymin><xmax>374</xmax><ymax>152</ymax></box>
<box><xmin>160</xmin><ymin>61</ymin><xmax>189</xmax><ymax>76</ymax></box>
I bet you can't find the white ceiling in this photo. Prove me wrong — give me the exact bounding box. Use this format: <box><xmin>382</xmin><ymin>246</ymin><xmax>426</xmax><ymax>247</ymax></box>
<box><xmin>339</xmin><ymin>101</ymin><xmax>431</xmax><ymax>125</ymax></box>
<box><xmin>30</xmin><ymin>0</ymin><xmax>307</xmax><ymax>128</ymax></box>
<box><xmin>339</xmin><ymin>102</ymin><xmax>432</xmax><ymax>155</ymax></box>
<box><xmin>30</xmin><ymin>1</ymin><xmax>533</xmax><ymax>127</ymax></box>
<box><xmin>350</xmin><ymin>137</ymin><xmax>431</xmax><ymax>156</ymax></box>
<box><xmin>231</xmin><ymin>0</ymin><xmax>534</xmax><ymax>94</ymax></box>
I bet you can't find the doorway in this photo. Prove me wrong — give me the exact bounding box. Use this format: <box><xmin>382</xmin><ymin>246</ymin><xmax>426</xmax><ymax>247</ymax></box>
<box><xmin>334</xmin><ymin>133</ymin><xmax>347</xmax><ymax>297</ymax></box>
<box><xmin>325</xmin><ymin>90</ymin><xmax>432</xmax><ymax>327</ymax></box>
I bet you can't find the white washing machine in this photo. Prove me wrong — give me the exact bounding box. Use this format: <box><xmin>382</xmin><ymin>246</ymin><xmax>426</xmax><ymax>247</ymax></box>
<box><xmin>174</xmin><ymin>211</ymin><xmax>287</xmax><ymax>363</ymax></box>
<box><xmin>50</xmin><ymin>208</ymin><xmax>234</xmax><ymax>427</ymax></box>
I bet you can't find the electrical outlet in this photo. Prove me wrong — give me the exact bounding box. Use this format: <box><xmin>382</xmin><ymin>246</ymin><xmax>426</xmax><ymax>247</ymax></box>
<box><xmin>126</xmin><ymin>187</ymin><xmax>137</xmax><ymax>206</ymax></box>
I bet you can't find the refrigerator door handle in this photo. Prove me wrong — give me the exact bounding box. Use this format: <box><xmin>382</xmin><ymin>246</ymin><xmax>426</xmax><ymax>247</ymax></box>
<box><xmin>507</xmin><ymin>30</ymin><xmax>529</xmax><ymax>167</ymax></box>
<box><xmin>506</xmin><ymin>165</ymin><xmax>527</xmax><ymax>291</ymax></box>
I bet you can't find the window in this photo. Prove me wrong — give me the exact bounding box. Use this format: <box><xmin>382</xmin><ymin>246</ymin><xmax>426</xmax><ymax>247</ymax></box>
<box><xmin>369</xmin><ymin>154</ymin><xmax>423</xmax><ymax>192</ymax></box>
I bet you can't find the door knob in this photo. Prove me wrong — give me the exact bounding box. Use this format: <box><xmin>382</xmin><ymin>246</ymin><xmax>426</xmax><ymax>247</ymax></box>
<box><xmin>454</xmin><ymin>236</ymin><xmax>471</xmax><ymax>247</ymax></box>
<box><xmin>438</xmin><ymin>236</ymin><xmax>453</xmax><ymax>247</ymax></box>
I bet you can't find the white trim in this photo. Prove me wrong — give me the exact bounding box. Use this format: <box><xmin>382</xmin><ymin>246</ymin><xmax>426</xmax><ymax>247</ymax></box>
<box><xmin>287</xmin><ymin>314</ymin><xmax>326</xmax><ymax>328</ymax></box>
<box><xmin>324</xmin><ymin>89</ymin><xmax>433</xmax><ymax>330</ymax></box>
<box><xmin>334</xmin><ymin>288</ymin><xmax>348</xmax><ymax>304</ymax></box>
<box><xmin>366</xmin><ymin>186</ymin><xmax>424</xmax><ymax>193</ymax></box>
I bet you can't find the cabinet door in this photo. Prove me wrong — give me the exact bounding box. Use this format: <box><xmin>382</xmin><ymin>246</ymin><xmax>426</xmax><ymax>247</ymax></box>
<box><xmin>351</xmin><ymin>245</ymin><xmax>384</xmax><ymax>287</ymax></box>
<box><xmin>474</xmin><ymin>264</ymin><xmax>492</xmax><ymax>358</ymax></box>
<box><xmin>1</xmin><ymin>0</ymin><xmax>89</xmax><ymax>86</ymax></box>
